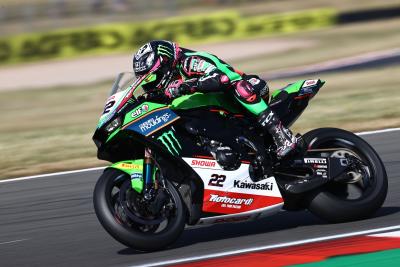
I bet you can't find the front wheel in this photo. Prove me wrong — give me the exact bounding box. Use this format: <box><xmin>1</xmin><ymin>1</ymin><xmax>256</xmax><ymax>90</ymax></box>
<box><xmin>93</xmin><ymin>169</ymin><xmax>186</xmax><ymax>251</ymax></box>
<box><xmin>303</xmin><ymin>128</ymin><xmax>388</xmax><ymax>223</ymax></box>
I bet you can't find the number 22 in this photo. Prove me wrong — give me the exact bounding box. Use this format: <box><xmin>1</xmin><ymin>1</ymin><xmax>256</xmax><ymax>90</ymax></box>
<box><xmin>208</xmin><ymin>174</ymin><xmax>226</xmax><ymax>187</ymax></box>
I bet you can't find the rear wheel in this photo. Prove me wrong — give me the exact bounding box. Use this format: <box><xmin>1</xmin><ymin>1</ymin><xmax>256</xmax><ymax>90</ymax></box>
<box><xmin>93</xmin><ymin>169</ymin><xmax>186</xmax><ymax>251</ymax></box>
<box><xmin>303</xmin><ymin>128</ymin><xmax>388</xmax><ymax>223</ymax></box>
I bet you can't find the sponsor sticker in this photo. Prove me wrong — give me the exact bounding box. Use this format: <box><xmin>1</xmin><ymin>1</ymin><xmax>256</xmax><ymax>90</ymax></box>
<box><xmin>209</xmin><ymin>194</ymin><xmax>254</xmax><ymax>206</ymax></box>
<box><xmin>191</xmin><ymin>159</ymin><xmax>217</xmax><ymax>168</ymax></box>
<box><xmin>314</xmin><ymin>164</ymin><xmax>328</xmax><ymax>169</ymax></box>
<box><xmin>157</xmin><ymin>130</ymin><xmax>182</xmax><ymax>156</ymax></box>
<box><xmin>131</xmin><ymin>173</ymin><xmax>142</xmax><ymax>179</ymax></box>
<box><xmin>139</xmin><ymin>112</ymin><xmax>171</xmax><ymax>132</ymax></box>
<box><xmin>202</xmin><ymin>186</ymin><xmax>284</xmax><ymax>214</ymax></box>
<box><xmin>315</xmin><ymin>169</ymin><xmax>328</xmax><ymax>178</ymax></box>
<box><xmin>120</xmin><ymin>163</ymin><xmax>142</xmax><ymax>170</ymax></box>
<box><xmin>127</xmin><ymin>109</ymin><xmax>179</xmax><ymax>136</ymax></box>
<box><xmin>304</xmin><ymin>158</ymin><xmax>327</xmax><ymax>164</ymax></box>
<box><xmin>233</xmin><ymin>180</ymin><xmax>273</xmax><ymax>191</ymax></box>
<box><xmin>303</xmin><ymin>79</ymin><xmax>318</xmax><ymax>87</ymax></box>
<box><xmin>131</xmin><ymin>104</ymin><xmax>149</xmax><ymax>118</ymax></box>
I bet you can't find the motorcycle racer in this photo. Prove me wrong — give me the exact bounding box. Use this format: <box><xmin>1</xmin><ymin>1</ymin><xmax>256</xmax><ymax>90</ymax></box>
<box><xmin>133</xmin><ymin>40</ymin><xmax>299</xmax><ymax>159</ymax></box>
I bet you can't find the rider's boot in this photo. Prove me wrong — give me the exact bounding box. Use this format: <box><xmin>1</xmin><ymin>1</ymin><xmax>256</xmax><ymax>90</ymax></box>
<box><xmin>257</xmin><ymin>108</ymin><xmax>299</xmax><ymax>159</ymax></box>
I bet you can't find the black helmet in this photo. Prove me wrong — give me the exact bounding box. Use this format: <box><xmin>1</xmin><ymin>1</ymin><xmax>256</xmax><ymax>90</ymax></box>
<box><xmin>133</xmin><ymin>40</ymin><xmax>180</xmax><ymax>92</ymax></box>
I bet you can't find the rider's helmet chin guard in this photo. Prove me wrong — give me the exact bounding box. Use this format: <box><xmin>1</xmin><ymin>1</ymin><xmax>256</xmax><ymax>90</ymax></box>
<box><xmin>133</xmin><ymin>40</ymin><xmax>181</xmax><ymax>92</ymax></box>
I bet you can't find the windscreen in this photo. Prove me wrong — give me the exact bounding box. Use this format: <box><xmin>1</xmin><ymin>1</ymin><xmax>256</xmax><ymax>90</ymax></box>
<box><xmin>110</xmin><ymin>72</ymin><xmax>139</xmax><ymax>95</ymax></box>
<box><xmin>97</xmin><ymin>72</ymin><xmax>152</xmax><ymax>128</ymax></box>
<box><xmin>109</xmin><ymin>72</ymin><xmax>155</xmax><ymax>101</ymax></box>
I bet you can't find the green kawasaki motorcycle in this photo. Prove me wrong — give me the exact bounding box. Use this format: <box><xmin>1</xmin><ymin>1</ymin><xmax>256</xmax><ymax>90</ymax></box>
<box><xmin>93</xmin><ymin>72</ymin><xmax>387</xmax><ymax>251</ymax></box>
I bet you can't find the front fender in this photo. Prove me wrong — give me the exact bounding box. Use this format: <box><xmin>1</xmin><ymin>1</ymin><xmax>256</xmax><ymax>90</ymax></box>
<box><xmin>107</xmin><ymin>160</ymin><xmax>145</xmax><ymax>193</ymax></box>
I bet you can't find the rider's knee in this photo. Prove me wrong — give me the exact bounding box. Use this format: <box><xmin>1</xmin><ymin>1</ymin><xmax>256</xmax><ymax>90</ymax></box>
<box><xmin>234</xmin><ymin>80</ymin><xmax>260</xmax><ymax>103</ymax></box>
<box><xmin>243</xmin><ymin>74</ymin><xmax>269</xmax><ymax>101</ymax></box>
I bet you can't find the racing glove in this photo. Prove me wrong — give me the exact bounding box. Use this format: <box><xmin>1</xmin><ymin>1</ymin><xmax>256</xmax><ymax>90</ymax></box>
<box><xmin>164</xmin><ymin>79</ymin><xmax>197</xmax><ymax>99</ymax></box>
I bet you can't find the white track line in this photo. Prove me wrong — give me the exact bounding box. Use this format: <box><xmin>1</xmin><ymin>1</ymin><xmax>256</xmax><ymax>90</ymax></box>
<box><xmin>135</xmin><ymin>225</ymin><xmax>400</xmax><ymax>267</ymax></box>
<box><xmin>1</xmin><ymin>127</ymin><xmax>399</xmax><ymax>183</ymax></box>
<box><xmin>356</xmin><ymin>127</ymin><xmax>400</xmax><ymax>136</ymax></box>
<box><xmin>0</xmin><ymin>167</ymin><xmax>105</xmax><ymax>183</ymax></box>
<box><xmin>370</xmin><ymin>230</ymin><xmax>400</xmax><ymax>237</ymax></box>
<box><xmin>0</xmin><ymin>239</ymin><xmax>29</xmax><ymax>246</ymax></box>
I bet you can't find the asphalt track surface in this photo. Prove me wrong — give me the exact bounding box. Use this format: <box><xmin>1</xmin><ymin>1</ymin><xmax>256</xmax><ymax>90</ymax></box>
<box><xmin>0</xmin><ymin>130</ymin><xmax>399</xmax><ymax>267</ymax></box>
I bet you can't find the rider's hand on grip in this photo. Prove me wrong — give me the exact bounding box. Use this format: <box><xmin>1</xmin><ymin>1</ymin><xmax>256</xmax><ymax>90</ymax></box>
<box><xmin>164</xmin><ymin>80</ymin><xmax>184</xmax><ymax>99</ymax></box>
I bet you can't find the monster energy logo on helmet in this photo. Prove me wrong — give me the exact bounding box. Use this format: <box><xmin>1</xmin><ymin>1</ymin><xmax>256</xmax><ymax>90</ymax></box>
<box><xmin>158</xmin><ymin>44</ymin><xmax>174</xmax><ymax>58</ymax></box>
<box><xmin>157</xmin><ymin>130</ymin><xmax>182</xmax><ymax>155</ymax></box>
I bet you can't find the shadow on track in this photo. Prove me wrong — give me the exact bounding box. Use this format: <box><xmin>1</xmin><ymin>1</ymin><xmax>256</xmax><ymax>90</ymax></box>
<box><xmin>117</xmin><ymin>210</ymin><xmax>323</xmax><ymax>255</ymax></box>
<box><xmin>372</xmin><ymin>206</ymin><xmax>400</xmax><ymax>218</ymax></box>
<box><xmin>117</xmin><ymin>206</ymin><xmax>400</xmax><ymax>255</ymax></box>
<box><xmin>175</xmin><ymin>211</ymin><xmax>323</xmax><ymax>248</ymax></box>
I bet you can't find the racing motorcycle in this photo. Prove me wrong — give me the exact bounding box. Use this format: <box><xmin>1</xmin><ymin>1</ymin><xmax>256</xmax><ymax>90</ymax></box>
<box><xmin>92</xmin><ymin>72</ymin><xmax>388</xmax><ymax>251</ymax></box>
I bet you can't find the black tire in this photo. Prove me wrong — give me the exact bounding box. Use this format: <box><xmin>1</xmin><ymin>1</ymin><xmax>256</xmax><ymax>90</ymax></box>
<box><xmin>303</xmin><ymin>128</ymin><xmax>388</xmax><ymax>223</ymax></box>
<box><xmin>93</xmin><ymin>169</ymin><xmax>186</xmax><ymax>251</ymax></box>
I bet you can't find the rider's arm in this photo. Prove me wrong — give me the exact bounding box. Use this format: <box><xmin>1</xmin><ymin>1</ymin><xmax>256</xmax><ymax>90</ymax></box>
<box><xmin>179</xmin><ymin>55</ymin><xmax>240</xmax><ymax>93</ymax></box>
<box><xmin>176</xmin><ymin>71</ymin><xmax>230</xmax><ymax>95</ymax></box>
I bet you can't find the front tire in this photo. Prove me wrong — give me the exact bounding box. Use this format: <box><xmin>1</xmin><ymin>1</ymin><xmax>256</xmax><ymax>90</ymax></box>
<box><xmin>303</xmin><ymin>128</ymin><xmax>388</xmax><ymax>223</ymax></box>
<box><xmin>93</xmin><ymin>169</ymin><xmax>186</xmax><ymax>251</ymax></box>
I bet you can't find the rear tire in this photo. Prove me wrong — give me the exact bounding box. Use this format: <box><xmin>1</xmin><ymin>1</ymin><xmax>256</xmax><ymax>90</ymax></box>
<box><xmin>93</xmin><ymin>169</ymin><xmax>186</xmax><ymax>251</ymax></box>
<box><xmin>303</xmin><ymin>128</ymin><xmax>388</xmax><ymax>223</ymax></box>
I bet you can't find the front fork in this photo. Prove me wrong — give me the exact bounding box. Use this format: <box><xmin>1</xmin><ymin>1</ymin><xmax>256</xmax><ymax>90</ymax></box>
<box><xmin>143</xmin><ymin>148</ymin><xmax>157</xmax><ymax>200</ymax></box>
<box><xmin>108</xmin><ymin>148</ymin><xmax>158</xmax><ymax>196</ymax></box>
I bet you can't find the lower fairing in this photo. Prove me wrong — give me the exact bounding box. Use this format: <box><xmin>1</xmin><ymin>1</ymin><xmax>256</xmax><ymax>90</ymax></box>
<box><xmin>182</xmin><ymin>158</ymin><xmax>284</xmax><ymax>219</ymax></box>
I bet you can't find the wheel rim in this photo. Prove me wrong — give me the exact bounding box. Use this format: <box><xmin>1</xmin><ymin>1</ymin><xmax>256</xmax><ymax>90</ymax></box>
<box><xmin>105</xmin><ymin>173</ymin><xmax>179</xmax><ymax>234</ymax></box>
<box><xmin>308</xmin><ymin>137</ymin><xmax>376</xmax><ymax>201</ymax></box>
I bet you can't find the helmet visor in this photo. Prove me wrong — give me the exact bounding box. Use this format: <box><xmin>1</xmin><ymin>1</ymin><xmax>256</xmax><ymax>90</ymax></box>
<box><xmin>134</xmin><ymin>52</ymin><xmax>155</xmax><ymax>76</ymax></box>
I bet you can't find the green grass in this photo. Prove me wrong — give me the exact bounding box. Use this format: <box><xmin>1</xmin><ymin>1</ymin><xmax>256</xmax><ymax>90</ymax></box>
<box><xmin>1</xmin><ymin>65</ymin><xmax>400</xmax><ymax>179</ymax></box>
<box><xmin>0</xmin><ymin>82</ymin><xmax>110</xmax><ymax>178</ymax></box>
